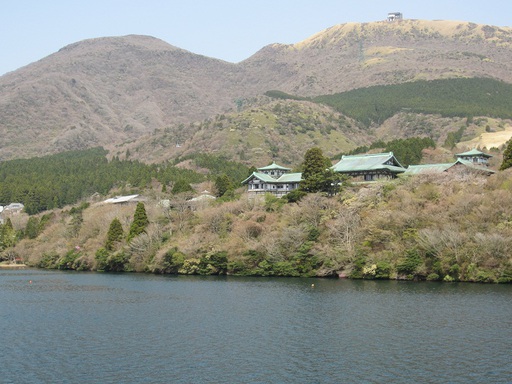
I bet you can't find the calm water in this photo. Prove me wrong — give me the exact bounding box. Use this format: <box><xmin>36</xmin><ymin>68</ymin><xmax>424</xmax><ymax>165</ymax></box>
<box><xmin>1</xmin><ymin>270</ymin><xmax>511</xmax><ymax>384</ymax></box>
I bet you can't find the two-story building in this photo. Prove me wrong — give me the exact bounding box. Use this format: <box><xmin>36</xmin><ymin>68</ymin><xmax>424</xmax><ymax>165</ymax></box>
<box><xmin>242</xmin><ymin>162</ymin><xmax>302</xmax><ymax>197</ymax></box>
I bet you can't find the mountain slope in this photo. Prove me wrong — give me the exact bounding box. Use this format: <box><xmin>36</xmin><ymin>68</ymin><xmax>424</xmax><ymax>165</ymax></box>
<box><xmin>0</xmin><ymin>35</ymin><xmax>244</xmax><ymax>159</ymax></box>
<box><xmin>2</xmin><ymin>20</ymin><xmax>512</xmax><ymax>160</ymax></box>
<box><xmin>241</xmin><ymin>20</ymin><xmax>512</xmax><ymax>96</ymax></box>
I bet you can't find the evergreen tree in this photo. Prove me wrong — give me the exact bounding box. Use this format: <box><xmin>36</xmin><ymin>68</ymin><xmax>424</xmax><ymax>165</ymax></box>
<box><xmin>105</xmin><ymin>218</ymin><xmax>124</xmax><ymax>251</ymax></box>
<box><xmin>128</xmin><ymin>202</ymin><xmax>149</xmax><ymax>241</ymax></box>
<box><xmin>0</xmin><ymin>219</ymin><xmax>17</xmax><ymax>250</ymax></box>
<box><xmin>215</xmin><ymin>174</ymin><xmax>233</xmax><ymax>197</ymax></box>
<box><xmin>171</xmin><ymin>179</ymin><xmax>194</xmax><ymax>194</ymax></box>
<box><xmin>500</xmin><ymin>139</ymin><xmax>512</xmax><ymax>170</ymax></box>
<box><xmin>25</xmin><ymin>216</ymin><xmax>40</xmax><ymax>239</ymax></box>
<box><xmin>300</xmin><ymin>147</ymin><xmax>333</xmax><ymax>193</ymax></box>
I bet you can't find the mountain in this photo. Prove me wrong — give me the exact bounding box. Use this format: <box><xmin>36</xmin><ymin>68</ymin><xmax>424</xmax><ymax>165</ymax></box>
<box><xmin>1</xmin><ymin>20</ymin><xmax>512</xmax><ymax>160</ymax></box>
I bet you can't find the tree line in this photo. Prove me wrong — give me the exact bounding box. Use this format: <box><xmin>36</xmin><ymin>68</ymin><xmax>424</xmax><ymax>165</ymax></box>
<box><xmin>336</xmin><ymin>137</ymin><xmax>436</xmax><ymax>167</ymax></box>
<box><xmin>267</xmin><ymin>78</ymin><xmax>512</xmax><ymax>127</ymax></box>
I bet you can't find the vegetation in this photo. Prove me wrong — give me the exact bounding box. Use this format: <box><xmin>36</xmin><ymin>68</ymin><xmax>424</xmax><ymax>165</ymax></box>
<box><xmin>2</xmin><ymin>144</ymin><xmax>511</xmax><ymax>284</ymax></box>
<box><xmin>340</xmin><ymin>137</ymin><xmax>436</xmax><ymax>167</ymax></box>
<box><xmin>127</xmin><ymin>202</ymin><xmax>149</xmax><ymax>242</ymax></box>
<box><xmin>313</xmin><ymin>78</ymin><xmax>512</xmax><ymax>127</ymax></box>
<box><xmin>174</xmin><ymin>153</ymin><xmax>252</xmax><ymax>189</ymax></box>
<box><xmin>7</xmin><ymin>163</ymin><xmax>511</xmax><ymax>283</ymax></box>
<box><xmin>500</xmin><ymin>139</ymin><xmax>512</xmax><ymax>171</ymax></box>
<box><xmin>0</xmin><ymin>147</ymin><xmax>205</xmax><ymax>215</ymax></box>
<box><xmin>300</xmin><ymin>147</ymin><xmax>343</xmax><ymax>195</ymax></box>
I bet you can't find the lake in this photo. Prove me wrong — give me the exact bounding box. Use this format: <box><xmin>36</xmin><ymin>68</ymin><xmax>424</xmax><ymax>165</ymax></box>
<box><xmin>1</xmin><ymin>269</ymin><xmax>511</xmax><ymax>383</ymax></box>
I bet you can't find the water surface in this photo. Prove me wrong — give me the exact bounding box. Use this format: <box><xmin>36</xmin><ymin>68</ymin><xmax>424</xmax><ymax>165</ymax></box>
<box><xmin>1</xmin><ymin>269</ymin><xmax>511</xmax><ymax>383</ymax></box>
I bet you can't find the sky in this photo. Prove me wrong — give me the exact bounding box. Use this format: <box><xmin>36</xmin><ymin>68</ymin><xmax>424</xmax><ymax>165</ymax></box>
<box><xmin>1</xmin><ymin>0</ymin><xmax>511</xmax><ymax>76</ymax></box>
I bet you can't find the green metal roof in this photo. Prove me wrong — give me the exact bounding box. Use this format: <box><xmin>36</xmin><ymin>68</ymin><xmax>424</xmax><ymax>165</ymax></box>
<box><xmin>403</xmin><ymin>160</ymin><xmax>495</xmax><ymax>175</ymax></box>
<box><xmin>455</xmin><ymin>149</ymin><xmax>492</xmax><ymax>158</ymax></box>
<box><xmin>257</xmin><ymin>162</ymin><xmax>292</xmax><ymax>171</ymax></box>
<box><xmin>452</xmin><ymin>159</ymin><xmax>495</xmax><ymax>173</ymax></box>
<box><xmin>242</xmin><ymin>172</ymin><xmax>302</xmax><ymax>184</ymax></box>
<box><xmin>403</xmin><ymin>163</ymin><xmax>453</xmax><ymax>175</ymax></box>
<box><xmin>331</xmin><ymin>152</ymin><xmax>405</xmax><ymax>174</ymax></box>
<box><xmin>275</xmin><ymin>172</ymin><xmax>302</xmax><ymax>183</ymax></box>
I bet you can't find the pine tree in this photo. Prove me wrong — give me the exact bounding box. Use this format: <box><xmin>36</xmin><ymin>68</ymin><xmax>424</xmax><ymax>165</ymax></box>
<box><xmin>127</xmin><ymin>202</ymin><xmax>149</xmax><ymax>241</ymax></box>
<box><xmin>215</xmin><ymin>174</ymin><xmax>233</xmax><ymax>197</ymax></box>
<box><xmin>25</xmin><ymin>216</ymin><xmax>40</xmax><ymax>239</ymax></box>
<box><xmin>105</xmin><ymin>218</ymin><xmax>124</xmax><ymax>250</ymax></box>
<box><xmin>500</xmin><ymin>139</ymin><xmax>512</xmax><ymax>170</ymax></box>
<box><xmin>300</xmin><ymin>147</ymin><xmax>333</xmax><ymax>193</ymax></box>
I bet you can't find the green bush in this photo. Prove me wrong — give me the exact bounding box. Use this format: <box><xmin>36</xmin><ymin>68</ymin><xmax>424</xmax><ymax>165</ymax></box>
<box><xmin>426</xmin><ymin>273</ymin><xmax>440</xmax><ymax>281</ymax></box>
<box><xmin>57</xmin><ymin>250</ymin><xmax>81</xmax><ymax>270</ymax></box>
<box><xmin>396</xmin><ymin>249</ymin><xmax>422</xmax><ymax>275</ymax></box>
<box><xmin>375</xmin><ymin>261</ymin><xmax>392</xmax><ymax>279</ymax></box>
<box><xmin>152</xmin><ymin>248</ymin><xmax>185</xmax><ymax>274</ymax></box>
<box><xmin>95</xmin><ymin>248</ymin><xmax>109</xmax><ymax>271</ymax></box>
<box><xmin>199</xmin><ymin>251</ymin><xmax>228</xmax><ymax>275</ymax></box>
<box><xmin>38</xmin><ymin>252</ymin><xmax>60</xmax><ymax>269</ymax></box>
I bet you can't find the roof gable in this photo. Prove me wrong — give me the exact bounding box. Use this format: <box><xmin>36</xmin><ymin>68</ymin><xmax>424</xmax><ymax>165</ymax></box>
<box><xmin>404</xmin><ymin>163</ymin><xmax>453</xmax><ymax>175</ymax></box>
<box><xmin>331</xmin><ymin>152</ymin><xmax>405</xmax><ymax>173</ymax></box>
<box><xmin>242</xmin><ymin>172</ymin><xmax>302</xmax><ymax>184</ymax></box>
<box><xmin>257</xmin><ymin>162</ymin><xmax>291</xmax><ymax>171</ymax></box>
<box><xmin>455</xmin><ymin>149</ymin><xmax>492</xmax><ymax>158</ymax></box>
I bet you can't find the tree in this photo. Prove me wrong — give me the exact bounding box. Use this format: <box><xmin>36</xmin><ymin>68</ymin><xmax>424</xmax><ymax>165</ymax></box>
<box><xmin>128</xmin><ymin>202</ymin><xmax>149</xmax><ymax>241</ymax></box>
<box><xmin>500</xmin><ymin>139</ymin><xmax>512</xmax><ymax>170</ymax></box>
<box><xmin>171</xmin><ymin>179</ymin><xmax>194</xmax><ymax>194</ymax></box>
<box><xmin>25</xmin><ymin>216</ymin><xmax>40</xmax><ymax>239</ymax></box>
<box><xmin>105</xmin><ymin>218</ymin><xmax>124</xmax><ymax>250</ymax></box>
<box><xmin>215</xmin><ymin>174</ymin><xmax>233</xmax><ymax>197</ymax></box>
<box><xmin>300</xmin><ymin>147</ymin><xmax>336</xmax><ymax>193</ymax></box>
<box><xmin>0</xmin><ymin>219</ymin><xmax>17</xmax><ymax>250</ymax></box>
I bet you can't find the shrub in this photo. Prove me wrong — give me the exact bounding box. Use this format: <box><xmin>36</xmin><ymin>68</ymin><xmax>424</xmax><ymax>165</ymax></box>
<box><xmin>95</xmin><ymin>248</ymin><xmax>109</xmax><ymax>271</ymax></box>
<box><xmin>38</xmin><ymin>252</ymin><xmax>60</xmax><ymax>269</ymax></box>
<box><xmin>57</xmin><ymin>250</ymin><xmax>81</xmax><ymax>270</ymax></box>
<box><xmin>178</xmin><ymin>258</ymin><xmax>200</xmax><ymax>274</ymax></box>
<box><xmin>426</xmin><ymin>273</ymin><xmax>440</xmax><ymax>281</ymax></box>
<box><xmin>105</xmin><ymin>251</ymin><xmax>130</xmax><ymax>272</ymax></box>
<box><xmin>375</xmin><ymin>261</ymin><xmax>392</xmax><ymax>279</ymax></box>
<box><xmin>199</xmin><ymin>251</ymin><xmax>228</xmax><ymax>275</ymax></box>
<box><xmin>396</xmin><ymin>249</ymin><xmax>422</xmax><ymax>275</ymax></box>
<box><xmin>152</xmin><ymin>248</ymin><xmax>185</xmax><ymax>274</ymax></box>
<box><xmin>283</xmin><ymin>189</ymin><xmax>307</xmax><ymax>203</ymax></box>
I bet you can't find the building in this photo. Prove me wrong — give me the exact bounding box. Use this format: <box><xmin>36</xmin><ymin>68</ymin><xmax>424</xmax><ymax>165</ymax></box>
<box><xmin>102</xmin><ymin>194</ymin><xmax>143</xmax><ymax>204</ymax></box>
<box><xmin>404</xmin><ymin>159</ymin><xmax>495</xmax><ymax>176</ymax></box>
<box><xmin>242</xmin><ymin>162</ymin><xmax>302</xmax><ymax>197</ymax></box>
<box><xmin>387</xmin><ymin>12</ymin><xmax>403</xmax><ymax>22</ymax></box>
<box><xmin>331</xmin><ymin>152</ymin><xmax>406</xmax><ymax>181</ymax></box>
<box><xmin>455</xmin><ymin>149</ymin><xmax>492</xmax><ymax>166</ymax></box>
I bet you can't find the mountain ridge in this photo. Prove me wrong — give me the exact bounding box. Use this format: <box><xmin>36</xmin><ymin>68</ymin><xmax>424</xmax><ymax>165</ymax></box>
<box><xmin>2</xmin><ymin>19</ymin><xmax>512</xmax><ymax>160</ymax></box>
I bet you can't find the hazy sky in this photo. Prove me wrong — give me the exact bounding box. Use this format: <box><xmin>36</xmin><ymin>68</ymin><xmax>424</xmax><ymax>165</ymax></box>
<box><xmin>1</xmin><ymin>0</ymin><xmax>511</xmax><ymax>76</ymax></box>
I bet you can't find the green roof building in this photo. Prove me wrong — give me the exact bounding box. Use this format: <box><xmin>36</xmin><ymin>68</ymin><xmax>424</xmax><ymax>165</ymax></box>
<box><xmin>455</xmin><ymin>149</ymin><xmax>492</xmax><ymax>166</ymax></box>
<box><xmin>403</xmin><ymin>159</ymin><xmax>495</xmax><ymax>176</ymax></box>
<box><xmin>242</xmin><ymin>162</ymin><xmax>301</xmax><ymax>197</ymax></box>
<box><xmin>331</xmin><ymin>152</ymin><xmax>406</xmax><ymax>181</ymax></box>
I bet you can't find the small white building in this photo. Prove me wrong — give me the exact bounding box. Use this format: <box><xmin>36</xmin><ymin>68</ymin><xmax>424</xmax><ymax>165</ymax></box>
<box><xmin>387</xmin><ymin>12</ymin><xmax>403</xmax><ymax>22</ymax></box>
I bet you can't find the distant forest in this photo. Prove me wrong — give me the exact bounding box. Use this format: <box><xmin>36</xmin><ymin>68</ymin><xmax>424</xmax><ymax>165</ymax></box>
<box><xmin>267</xmin><ymin>78</ymin><xmax>512</xmax><ymax>127</ymax></box>
<box><xmin>336</xmin><ymin>137</ymin><xmax>436</xmax><ymax>167</ymax></box>
<box><xmin>0</xmin><ymin>148</ymin><xmax>250</xmax><ymax>215</ymax></box>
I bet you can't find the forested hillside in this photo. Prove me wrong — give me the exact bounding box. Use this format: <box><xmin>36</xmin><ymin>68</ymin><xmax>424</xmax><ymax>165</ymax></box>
<box><xmin>7</xmin><ymin>168</ymin><xmax>512</xmax><ymax>284</ymax></box>
<box><xmin>0</xmin><ymin>148</ymin><xmax>251</xmax><ymax>214</ymax></box>
<box><xmin>270</xmin><ymin>78</ymin><xmax>512</xmax><ymax>127</ymax></box>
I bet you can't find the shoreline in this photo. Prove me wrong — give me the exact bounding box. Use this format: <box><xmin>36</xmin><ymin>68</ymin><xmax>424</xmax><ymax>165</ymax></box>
<box><xmin>0</xmin><ymin>263</ymin><xmax>27</xmax><ymax>269</ymax></box>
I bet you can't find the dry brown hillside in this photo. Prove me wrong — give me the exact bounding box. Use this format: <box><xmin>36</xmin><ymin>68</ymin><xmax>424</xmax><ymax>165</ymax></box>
<box><xmin>1</xmin><ymin>20</ymin><xmax>512</xmax><ymax>160</ymax></box>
